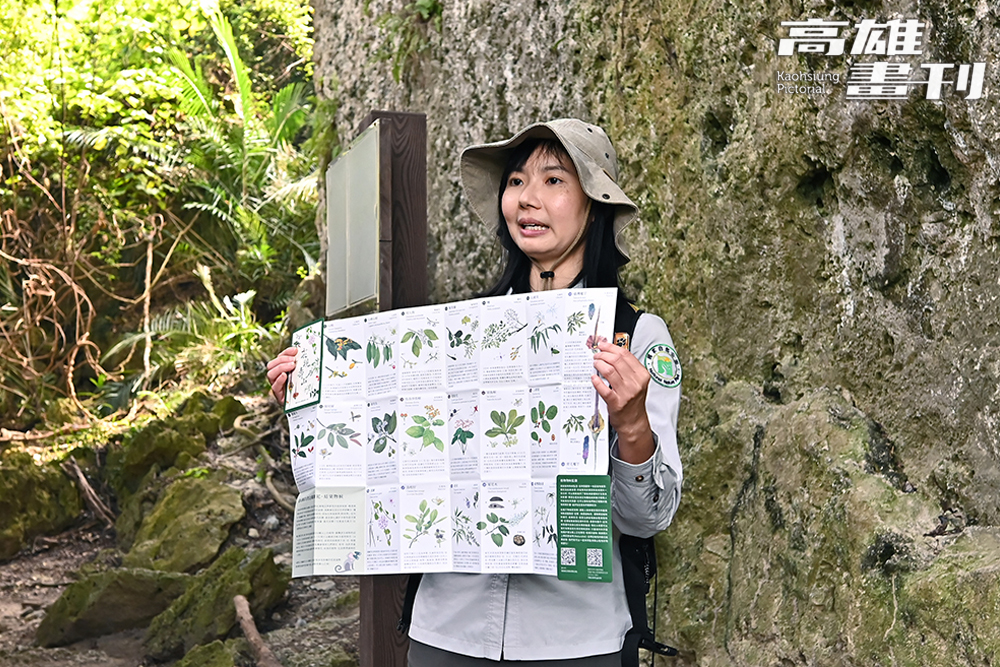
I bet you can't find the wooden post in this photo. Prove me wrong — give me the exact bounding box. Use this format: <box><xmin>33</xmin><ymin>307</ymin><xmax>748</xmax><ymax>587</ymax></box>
<box><xmin>356</xmin><ymin>110</ymin><xmax>427</xmax><ymax>667</ymax></box>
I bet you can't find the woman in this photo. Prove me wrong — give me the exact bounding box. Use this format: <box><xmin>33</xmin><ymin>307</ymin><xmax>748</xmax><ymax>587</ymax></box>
<box><xmin>267</xmin><ymin>119</ymin><xmax>682</xmax><ymax>665</ymax></box>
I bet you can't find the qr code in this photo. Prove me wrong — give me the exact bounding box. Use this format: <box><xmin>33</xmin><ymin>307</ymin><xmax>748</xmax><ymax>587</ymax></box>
<box><xmin>560</xmin><ymin>547</ymin><xmax>576</xmax><ymax>566</ymax></box>
<box><xmin>586</xmin><ymin>548</ymin><xmax>603</xmax><ymax>567</ymax></box>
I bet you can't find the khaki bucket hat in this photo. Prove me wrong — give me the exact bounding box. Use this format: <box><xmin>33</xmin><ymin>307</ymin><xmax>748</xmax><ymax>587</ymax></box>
<box><xmin>460</xmin><ymin>118</ymin><xmax>639</xmax><ymax>238</ymax></box>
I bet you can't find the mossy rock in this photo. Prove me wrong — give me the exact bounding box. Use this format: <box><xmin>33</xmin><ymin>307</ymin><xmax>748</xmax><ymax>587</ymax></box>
<box><xmin>123</xmin><ymin>477</ymin><xmax>245</xmax><ymax>572</ymax></box>
<box><xmin>144</xmin><ymin>546</ymin><xmax>289</xmax><ymax>660</ymax></box>
<box><xmin>35</xmin><ymin>568</ymin><xmax>191</xmax><ymax>647</ymax></box>
<box><xmin>175</xmin><ymin>640</ymin><xmax>236</xmax><ymax>667</ymax></box>
<box><xmin>0</xmin><ymin>451</ymin><xmax>82</xmax><ymax>561</ymax></box>
<box><xmin>212</xmin><ymin>396</ymin><xmax>248</xmax><ymax>431</ymax></box>
<box><xmin>107</xmin><ymin>413</ymin><xmax>219</xmax><ymax>499</ymax></box>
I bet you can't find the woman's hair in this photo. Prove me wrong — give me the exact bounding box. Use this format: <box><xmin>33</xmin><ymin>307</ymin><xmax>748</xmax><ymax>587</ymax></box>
<box><xmin>478</xmin><ymin>138</ymin><xmax>629</xmax><ymax>297</ymax></box>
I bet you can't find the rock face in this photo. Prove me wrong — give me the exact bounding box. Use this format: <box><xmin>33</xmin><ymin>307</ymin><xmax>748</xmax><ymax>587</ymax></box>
<box><xmin>144</xmin><ymin>547</ymin><xmax>289</xmax><ymax>660</ymax></box>
<box><xmin>0</xmin><ymin>451</ymin><xmax>81</xmax><ymax>560</ymax></box>
<box><xmin>123</xmin><ymin>477</ymin><xmax>246</xmax><ymax>572</ymax></box>
<box><xmin>311</xmin><ymin>0</ymin><xmax>1000</xmax><ymax>663</ymax></box>
<box><xmin>34</xmin><ymin>568</ymin><xmax>192</xmax><ymax>647</ymax></box>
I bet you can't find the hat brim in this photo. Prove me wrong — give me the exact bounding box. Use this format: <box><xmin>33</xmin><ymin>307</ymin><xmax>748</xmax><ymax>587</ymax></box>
<box><xmin>460</xmin><ymin>122</ymin><xmax>638</xmax><ymax>240</ymax></box>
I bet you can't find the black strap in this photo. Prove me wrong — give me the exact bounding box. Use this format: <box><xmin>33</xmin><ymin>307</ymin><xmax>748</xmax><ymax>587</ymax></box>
<box><xmin>397</xmin><ymin>573</ymin><xmax>423</xmax><ymax>633</ymax></box>
<box><xmin>619</xmin><ymin>535</ymin><xmax>678</xmax><ymax>666</ymax></box>
<box><xmin>614</xmin><ymin>292</ymin><xmax>643</xmax><ymax>344</ymax></box>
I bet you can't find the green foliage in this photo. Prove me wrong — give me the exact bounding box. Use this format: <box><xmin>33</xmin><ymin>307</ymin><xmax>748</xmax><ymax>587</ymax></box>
<box><xmin>0</xmin><ymin>0</ymin><xmax>322</xmax><ymax>424</ymax></box>
<box><xmin>372</xmin><ymin>0</ymin><xmax>444</xmax><ymax>82</ymax></box>
<box><xmin>101</xmin><ymin>266</ymin><xmax>282</xmax><ymax>393</ymax></box>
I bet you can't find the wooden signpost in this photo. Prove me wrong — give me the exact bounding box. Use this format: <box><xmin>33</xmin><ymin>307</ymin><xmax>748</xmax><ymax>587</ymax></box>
<box><xmin>332</xmin><ymin>110</ymin><xmax>426</xmax><ymax>667</ymax></box>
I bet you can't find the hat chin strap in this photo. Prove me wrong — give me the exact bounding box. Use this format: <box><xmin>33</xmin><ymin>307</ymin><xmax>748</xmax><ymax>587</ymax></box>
<box><xmin>530</xmin><ymin>201</ymin><xmax>592</xmax><ymax>292</ymax></box>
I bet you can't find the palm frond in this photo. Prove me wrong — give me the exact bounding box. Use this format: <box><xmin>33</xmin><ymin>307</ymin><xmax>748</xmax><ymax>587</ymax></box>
<box><xmin>167</xmin><ymin>48</ymin><xmax>217</xmax><ymax>119</ymax></box>
<box><xmin>208</xmin><ymin>9</ymin><xmax>255</xmax><ymax>124</ymax></box>
<box><xmin>267</xmin><ymin>82</ymin><xmax>307</xmax><ymax>147</ymax></box>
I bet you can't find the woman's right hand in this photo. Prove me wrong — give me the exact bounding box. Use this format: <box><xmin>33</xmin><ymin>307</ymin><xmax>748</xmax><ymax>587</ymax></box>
<box><xmin>266</xmin><ymin>347</ymin><xmax>298</xmax><ymax>403</ymax></box>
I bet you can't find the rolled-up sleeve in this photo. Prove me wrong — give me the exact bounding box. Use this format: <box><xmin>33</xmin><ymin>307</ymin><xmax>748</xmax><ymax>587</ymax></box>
<box><xmin>610</xmin><ymin>313</ymin><xmax>682</xmax><ymax>538</ymax></box>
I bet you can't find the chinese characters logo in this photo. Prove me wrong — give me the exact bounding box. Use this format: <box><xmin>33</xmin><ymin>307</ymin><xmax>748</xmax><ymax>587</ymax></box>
<box><xmin>778</xmin><ymin>18</ymin><xmax>986</xmax><ymax>100</ymax></box>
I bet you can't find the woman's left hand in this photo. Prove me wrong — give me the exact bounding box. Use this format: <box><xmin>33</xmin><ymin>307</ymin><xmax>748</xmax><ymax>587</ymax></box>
<box><xmin>591</xmin><ymin>340</ymin><xmax>655</xmax><ymax>463</ymax></box>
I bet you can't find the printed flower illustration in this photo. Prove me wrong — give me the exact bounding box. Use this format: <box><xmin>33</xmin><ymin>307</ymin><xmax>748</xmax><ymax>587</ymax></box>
<box><xmin>586</xmin><ymin>334</ymin><xmax>608</xmax><ymax>353</ymax></box>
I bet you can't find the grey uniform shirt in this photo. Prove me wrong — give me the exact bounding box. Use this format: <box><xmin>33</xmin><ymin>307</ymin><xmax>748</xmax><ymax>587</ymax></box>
<box><xmin>409</xmin><ymin>311</ymin><xmax>683</xmax><ymax>661</ymax></box>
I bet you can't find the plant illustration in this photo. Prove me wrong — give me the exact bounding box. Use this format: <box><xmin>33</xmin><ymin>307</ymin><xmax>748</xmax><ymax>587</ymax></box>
<box><xmin>317</xmin><ymin>421</ymin><xmax>363</xmax><ymax>449</ymax></box>
<box><xmin>366</xmin><ymin>333</ymin><xmax>394</xmax><ymax>368</ymax></box>
<box><xmin>326</xmin><ymin>336</ymin><xmax>362</xmax><ymax>361</ymax></box>
<box><xmin>403</xmin><ymin>497</ymin><xmax>446</xmax><ymax>548</ymax></box>
<box><xmin>485</xmin><ymin>409</ymin><xmax>525</xmax><ymax>448</ymax></box>
<box><xmin>566</xmin><ymin>311</ymin><xmax>586</xmax><ymax>334</ymax></box>
<box><xmin>563</xmin><ymin>414</ymin><xmax>585</xmax><ymax>435</ymax></box>
<box><xmin>530</xmin><ymin>401</ymin><xmax>559</xmax><ymax>444</ymax></box>
<box><xmin>476</xmin><ymin>509</ymin><xmax>529</xmax><ymax>547</ymax></box>
<box><xmin>453</xmin><ymin>492</ymin><xmax>480</xmax><ymax>547</ymax></box>
<box><xmin>451</xmin><ymin>418</ymin><xmax>475</xmax><ymax>454</ymax></box>
<box><xmin>529</xmin><ymin>321</ymin><xmax>562</xmax><ymax>354</ymax></box>
<box><xmin>534</xmin><ymin>493</ymin><xmax>557</xmax><ymax>547</ymax></box>
<box><xmin>369</xmin><ymin>412</ymin><xmax>398</xmax><ymax>456</ymax></box>
<box><xmin>368</xmin><ymin>497</ymin><xmax>396</xmax><ymax>547</ymax></box>
<box><xmin>446</xmin><ymin>327</ymin><xmax>477</xmax><ymax>360</ymax></box>
<box><xmin>481</xmin><ymin>308</ymin><xmax>526</xmax><ymax>349</ymax></box>
<box><xmin>405</xmin><ymin>406</ymin><xmax>445</xmax><ymax>452</ymax></box>
<box><xmin>292</xmin><ymin>432</ymin><xmax>314</xmax><ymax>458</ymax></box>
<box><xmin>401</xmin><ymin>328</ymin><xmax>438</xmax><ymax>357</ymax></box>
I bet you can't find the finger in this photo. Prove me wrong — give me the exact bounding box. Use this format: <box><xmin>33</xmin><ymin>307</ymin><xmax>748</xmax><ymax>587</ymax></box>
<box><xmin>592</xmin><ymin>357</ymin><xmax>626</xmax><ymax>386</ymax></box>
<box><xmin>591</xmin><ymin>374</ymin><xmax>614</xmax><ymax>401</ymax></box>
<box><xmin>271</xmin><ymin>372</ymin><xmax>287</xmax><ymax>403</ymax></box>
<box><xmin>266</xmin><ymin>347</ymin><xmax>298</xmax><ymax>371</ymax></box>
<box><xmin>266</xmin><ymin>361</ymin><xmax>296</xmax><ymax>384</ymax></box>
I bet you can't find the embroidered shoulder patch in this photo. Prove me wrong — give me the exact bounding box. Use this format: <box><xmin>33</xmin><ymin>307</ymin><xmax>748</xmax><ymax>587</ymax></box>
<box><xmin>643</xmin><ymin>343</ymin><xmax>681</xmax><ymax>389</ymax></box>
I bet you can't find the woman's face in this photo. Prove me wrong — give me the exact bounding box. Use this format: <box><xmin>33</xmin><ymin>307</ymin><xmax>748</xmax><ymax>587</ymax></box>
<box><xmin>501</xmin><ymin>146</ymin><xmax>591</xmax><ymax>268</ymax></box>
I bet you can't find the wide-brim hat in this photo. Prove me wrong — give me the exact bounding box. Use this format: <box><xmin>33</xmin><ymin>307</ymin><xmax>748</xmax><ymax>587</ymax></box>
<box><xmin>460</xmin><ymin>118</ymin><xmax>639</xmax><ymax>241</ymax></box>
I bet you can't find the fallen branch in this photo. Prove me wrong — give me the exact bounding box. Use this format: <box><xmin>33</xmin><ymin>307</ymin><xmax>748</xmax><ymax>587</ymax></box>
<box><xmin>0</xmin><ymin>423</ymin><xmax>94</xmax><ymax>443</ymax></box>
<box><xmin>265</xmin><ymin>470</ymin><xmax>296</xmax><ymax>514</ymax></box>
<box><xmin>233</xmin><ymin>594</ymin><xmax>284</xmax><ymax>667</ymax></box>
<box><xmin>61</xmin><ymin>457</ymin><xmax>116</xmax><ymax>527</ymax></box>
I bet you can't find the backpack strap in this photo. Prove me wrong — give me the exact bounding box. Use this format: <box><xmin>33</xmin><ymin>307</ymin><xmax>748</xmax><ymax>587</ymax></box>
<box><xmin>615</xmin><ymin>292</ymin><xmax>679</xmax><ymax>665</ymax></box>
<box><xmin>397</xmin><ymin>573</ymin><xmax>423</xmax><ymax>633</ymax></box>
<box><xmin>620</xmin><ymin>535</ymin><xmax>679</xmax><ymax>666</ymax></box>
<box><xmin>613</xmin><ymin>292</ymin><xmax>643</xmax><ymax>351</ymax></box>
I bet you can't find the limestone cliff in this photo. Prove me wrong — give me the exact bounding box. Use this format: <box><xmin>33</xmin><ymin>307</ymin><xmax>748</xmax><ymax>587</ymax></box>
<box><xmin>311</xmin><ymin>0</ymin><xmax>1000</xmax><ymax>663</ymax></box>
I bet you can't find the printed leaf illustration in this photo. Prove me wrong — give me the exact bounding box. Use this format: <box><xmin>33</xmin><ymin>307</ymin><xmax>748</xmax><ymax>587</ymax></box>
<box><xmin>318</xmin><ymin>422</ymin><xmax>362</xmax><ymax>449</ymax></box>
<box><xmin>566</xmin><ymin>311</ymin><xmax>586</xmax><ymax>334</ymax></box>
<box><xmin>366</xmin><ymin>336</ymin><xmax>393</xmax><ymax>368</ymax></box>
<box><xmin>403</xmin><ymin>496</ymin><xmax>447</xmax><ymax>547</ymax></box>
<box><xmin>480</xmin><ymin>508</ymin><xmax>528</xmax><ymax>547</ymax></box>
<box><xmin>327</xmin><ymin>336</ymin><xmax>362</xmax><ymax>361</ymax></box>
<box><xmin>485</xmin><ymin>409</ymin><xmax>525</xmax><ymax>447</ymax></box>
<box><xmin>370</xmin><ymin>412</ymin><xmax>397</xmax><ymax>454</ymax></box>
<box><xmin>293</xmin><ymin>433</ymin><xmax>314</xmax><ymax>458</ymax></box>
<box><xmin>530</xmin><ymin>401</ymin><xmax>559</xmax><ymax>444</ymax></box>
<box><xmin>405</xmin><ymin>411</ymin><xmax>445</xmax><ymax>452</ymax></box>
<box><xmin>402</xmin><ymin>329</ymin><xmax>438</xmax><ymax>358</ymax></box>
<box><xmin>529</xmin><ymin>322</ymin><xmax>562</xmax><ymax>353</ymax></box>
